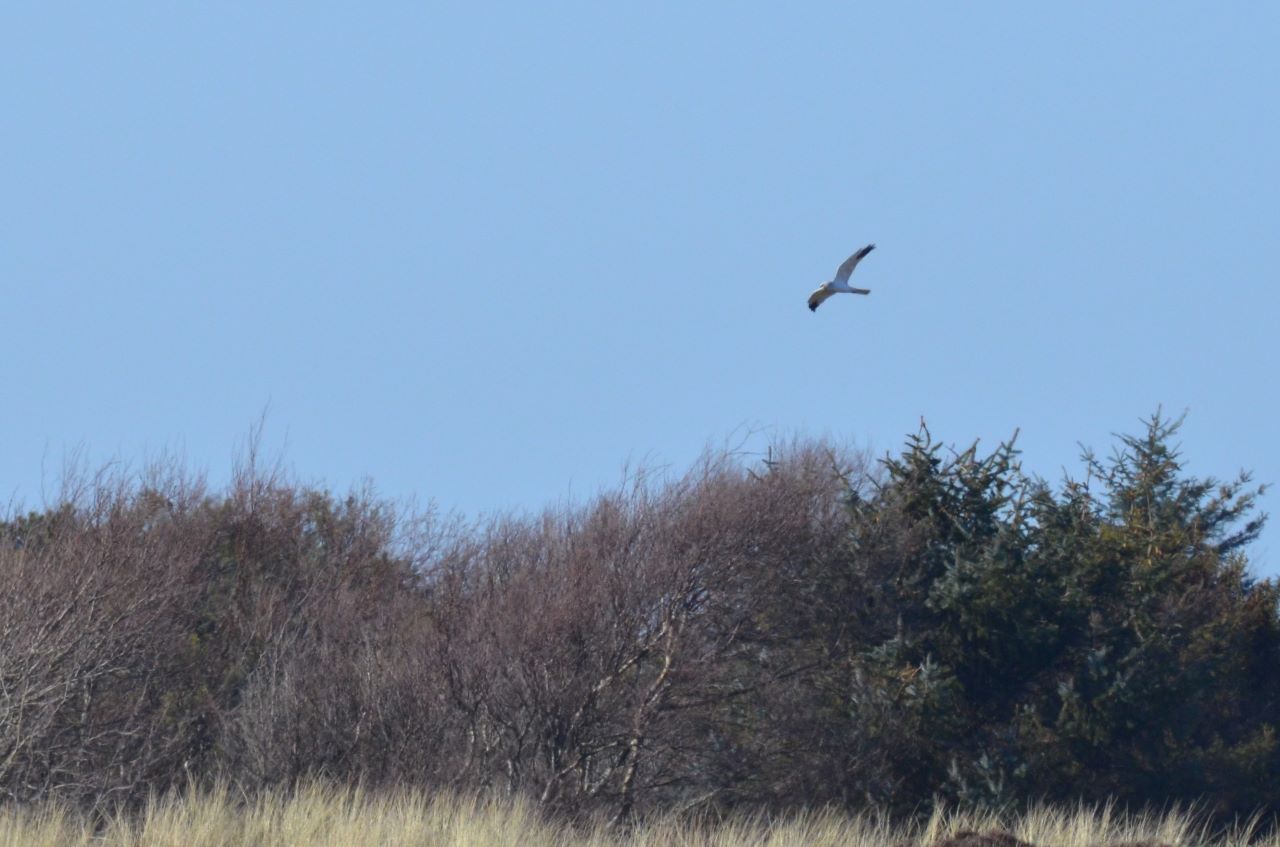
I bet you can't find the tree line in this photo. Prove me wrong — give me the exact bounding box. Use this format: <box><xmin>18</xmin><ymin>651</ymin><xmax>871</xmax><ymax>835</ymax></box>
<box><xmin>0</xmin><ymin>413</ymin><xmax>1275</xmax><ymax>821</ymax></box>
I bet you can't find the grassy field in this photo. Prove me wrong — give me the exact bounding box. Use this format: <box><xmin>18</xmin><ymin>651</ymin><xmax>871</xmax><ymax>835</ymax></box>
<box><xmin>0</xmin><ymin>783</ymin><xmax>1273</xmax><ymax>847</ymax></box>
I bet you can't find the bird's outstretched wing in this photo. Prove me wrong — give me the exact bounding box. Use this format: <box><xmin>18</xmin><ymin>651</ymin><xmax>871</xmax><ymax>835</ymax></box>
<box><xmin>834</xmin><ymin>243</ymin><xmax>876</xmax><ymax>284</ymax></box>
<box><xmin>808</xmin><ymin>286</ymin><xmax>834</xmax><ymax>311</ymax></box>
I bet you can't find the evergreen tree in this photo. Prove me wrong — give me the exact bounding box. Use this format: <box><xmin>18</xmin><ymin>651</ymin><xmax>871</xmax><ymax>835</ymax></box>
<box><xmin>780</xmin><ymin>413</ymin><xmax>1279</xmax><ymax>816</ymax></box>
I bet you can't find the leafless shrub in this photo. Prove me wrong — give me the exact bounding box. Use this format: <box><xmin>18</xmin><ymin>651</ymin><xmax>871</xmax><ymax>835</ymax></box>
<box><xmin>0</xmin><ymin>439</ymin><xmax>868</xmax><ymax>818</ymax></box>
<box><xmin>417</xmin><ymin>441</ymin><xmax>866</xmax><ymax>820</ymax></box>
<box><xmin>0</xmin><ymin>462</ymin><xmax>207</xmax><ymax>803</ymax></box>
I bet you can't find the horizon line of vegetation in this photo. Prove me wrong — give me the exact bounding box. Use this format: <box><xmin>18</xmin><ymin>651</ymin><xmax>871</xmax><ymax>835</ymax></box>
<box><xmin>1</xmin><ymin>410</ymin><xmax>1275</xmax><ymax>826</ymax></box>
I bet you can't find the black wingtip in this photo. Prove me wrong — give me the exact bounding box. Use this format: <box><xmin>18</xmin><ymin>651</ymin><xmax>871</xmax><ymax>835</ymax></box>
<box><xmin>808</xmin><ymin>302</ymin><xmax>818</xmax><ymax>312</ymax></box>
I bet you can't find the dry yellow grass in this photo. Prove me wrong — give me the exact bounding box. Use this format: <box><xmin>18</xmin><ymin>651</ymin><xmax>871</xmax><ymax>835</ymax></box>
<box><xmin>0</xmin><ymin>784</ymin><xmax>1274</xmax><ymax>847</ymax></box>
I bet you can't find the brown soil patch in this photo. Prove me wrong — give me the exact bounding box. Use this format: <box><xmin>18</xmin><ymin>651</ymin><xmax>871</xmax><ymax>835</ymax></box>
<box><xmin>905</xmin><ymin>831</ymin><xmax>1174</xmax><ymax>847</ymax></box>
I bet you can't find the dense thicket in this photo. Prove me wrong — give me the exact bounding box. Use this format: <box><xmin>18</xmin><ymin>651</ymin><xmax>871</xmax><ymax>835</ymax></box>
<box><xmin>1</xmin><ymin>414</ymin><xmax>1275</xmax><ymax>821</ymax></box>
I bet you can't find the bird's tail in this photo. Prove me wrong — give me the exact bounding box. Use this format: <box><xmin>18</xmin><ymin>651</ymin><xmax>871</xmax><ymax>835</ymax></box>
<box><xmin>851</xmin><ymin>287</ymin><xmax>871</xmax><ymax>295</ymax></box>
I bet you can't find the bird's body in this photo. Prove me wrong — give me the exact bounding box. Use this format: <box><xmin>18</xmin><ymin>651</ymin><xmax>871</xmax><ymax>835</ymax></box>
<box><xmin>808</xmin><ymin>243</ymin><xmax>875</xmax><ymax>311</ymax></box>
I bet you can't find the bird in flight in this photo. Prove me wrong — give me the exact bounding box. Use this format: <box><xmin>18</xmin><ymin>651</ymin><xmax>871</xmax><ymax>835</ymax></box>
<box><xmin>807</xmin><ymin>243</ymin><xmax>875</xmax><ymax>312</ymax></box>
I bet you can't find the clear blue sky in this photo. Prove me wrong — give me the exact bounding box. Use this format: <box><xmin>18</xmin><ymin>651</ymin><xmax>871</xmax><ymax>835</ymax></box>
<box><xmin>3</xmin><ymin>5</ymin><xmax>1277</xmax><ymax>570</ymax></box>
